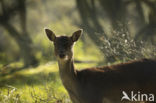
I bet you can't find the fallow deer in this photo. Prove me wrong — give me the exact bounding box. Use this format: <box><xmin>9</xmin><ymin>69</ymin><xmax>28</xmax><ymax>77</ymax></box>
<box><xmin>45</xmin><ymin>28</ymin><xmax>156</xmax><ymax>103</ymax></box>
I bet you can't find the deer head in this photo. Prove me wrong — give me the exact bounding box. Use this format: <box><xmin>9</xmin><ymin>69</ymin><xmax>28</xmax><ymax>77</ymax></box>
<box><xmin>45</xmin><ymin>29</ymin><xmax>83</xmax><ymax>61</ymax></box>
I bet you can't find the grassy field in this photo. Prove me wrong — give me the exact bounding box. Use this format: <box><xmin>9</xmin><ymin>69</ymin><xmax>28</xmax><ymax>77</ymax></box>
<box><xmin>0</xmin><ymin>62</ymin><xmax>98</xmax><ymax>103</ymax></box>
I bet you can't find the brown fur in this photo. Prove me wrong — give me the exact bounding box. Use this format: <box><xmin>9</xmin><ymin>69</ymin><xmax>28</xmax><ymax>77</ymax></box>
<box><xmin>45</xmin><ymin>29</ymin><xmax>156</xmax><ymax>103</ymax></box>
<box><xmin>76</xmin><ymin>59</ymin><xmax>156</xmax><ymax>103</ymax></box>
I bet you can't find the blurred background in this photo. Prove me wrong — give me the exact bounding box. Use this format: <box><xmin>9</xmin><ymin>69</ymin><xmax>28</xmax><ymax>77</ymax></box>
<box><xmin>0</xmin><ymin>0</ymin><xmax>156</xmax><ymax>102</ymax></box>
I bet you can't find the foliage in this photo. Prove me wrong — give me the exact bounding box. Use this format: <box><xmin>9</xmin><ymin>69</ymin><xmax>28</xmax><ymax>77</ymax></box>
<box><xmin>96</xmin><ymin>28</ymin><xmax>156</xmax><ymax>63</ymax></box>
<box><xmin>76</xmin><ymin>0</ymin><xmax>156</xmax><ymax>62</ymax></box>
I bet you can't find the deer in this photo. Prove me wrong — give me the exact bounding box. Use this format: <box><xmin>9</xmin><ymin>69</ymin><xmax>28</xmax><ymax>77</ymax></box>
<box><xmin>45</xmin><ymin>28</ymin><xmax>156</xmax><ymax>103</ymax></box>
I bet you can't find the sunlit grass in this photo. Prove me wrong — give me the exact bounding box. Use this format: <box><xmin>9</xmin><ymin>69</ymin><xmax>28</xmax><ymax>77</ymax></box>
<box><xmin>0</xmin><ymin>54</ymin><xmax>99</xmax><ymax>103</ymax></box>
<box><xmin>0</xmin><ymin>63</ymin><xmax>66</xmax><ymax>103</ymax></box>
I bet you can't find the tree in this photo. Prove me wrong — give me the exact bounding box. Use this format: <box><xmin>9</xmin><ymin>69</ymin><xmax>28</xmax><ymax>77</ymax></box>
<box><xmin>76</xmin><ymin>0</ymin><xmax>156</xmax><ymax>62</ymax></box>
<box><xmin>0</xmin><ymin>0</ymin><xmax>38</xmax><ymax>67</ymax></box>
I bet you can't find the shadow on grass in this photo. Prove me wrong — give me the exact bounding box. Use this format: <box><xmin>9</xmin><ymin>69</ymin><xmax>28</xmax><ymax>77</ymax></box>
<box><xmin>0</xmin><ymin>62</ymin><xmax>40</xmax><ymax>77</ymax></box>
<box><xmin>0</xmin><ymin>71</ymin><xmax>60</xmax><ymax>87</ymax></box>
<box><xmin>0</xmin><ymin>60</ymin><xmax>98</xmax><ymax>88</ymax></box>
<box><xmin>0</xmin><ymin>66</ymin><xmax>25</xmax><ymax>77</ymax></box>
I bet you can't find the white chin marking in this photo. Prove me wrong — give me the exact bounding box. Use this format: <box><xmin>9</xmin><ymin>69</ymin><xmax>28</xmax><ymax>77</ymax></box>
<box><xmin>64</xmin><ymin>56</ymin><xmax>68</xmax><ymax>60</ymax></box>
<box><xmin>59</xmin><ymin>56</ymin><xmax>68</xmax><ymax>61</ymax></box>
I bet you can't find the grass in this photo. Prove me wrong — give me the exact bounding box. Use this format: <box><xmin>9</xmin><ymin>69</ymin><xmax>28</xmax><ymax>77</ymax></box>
<box><xmin>0</xmin><ymin>52</ymin><xmax>100</xmax><ymax>103</ymax></box>
<box><xmin>0</xmin><ymin>61</ymin><xmax>61</xmax><ymax>103</ymax></box>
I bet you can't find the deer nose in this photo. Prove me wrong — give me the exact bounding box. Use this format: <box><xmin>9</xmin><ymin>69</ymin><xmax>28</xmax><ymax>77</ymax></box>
<box><xmin>59</xmin><ymin>54</ymin><xmax>65</xmax><ymax>58</ymax></box>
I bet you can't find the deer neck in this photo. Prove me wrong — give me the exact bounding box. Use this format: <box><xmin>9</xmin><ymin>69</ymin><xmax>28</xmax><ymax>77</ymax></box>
<box><xmin>58</xmin><ymin>58</ymin><xmax>82</xmax><ymax>103</ymax></box>
<box><xmin>58</xmin><ymin>58</ymin><xmax>78</xmax><ymax>88</ymax></box>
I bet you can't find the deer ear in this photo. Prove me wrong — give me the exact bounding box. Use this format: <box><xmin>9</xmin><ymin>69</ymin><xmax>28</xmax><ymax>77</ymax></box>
<box><xmin>71</xmin><ymin>29</ymin><xmax>83</xmax><ymax>42</ymax></box>
<box><xmin>45</xmin><ymin>28</ymin><xmax>56</xmax><ymax>41</ymax></box>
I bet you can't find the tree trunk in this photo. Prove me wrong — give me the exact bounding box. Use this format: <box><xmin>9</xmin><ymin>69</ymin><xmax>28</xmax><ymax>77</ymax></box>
<box><xmin>2</xmin><ymin>22</ymin><xmax>38</xmax><ymax>67</ymax></box>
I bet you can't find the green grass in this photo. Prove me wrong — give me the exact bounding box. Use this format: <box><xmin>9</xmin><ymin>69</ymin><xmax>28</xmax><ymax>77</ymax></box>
<box><xmin>0</xmin><ymin>54</ymin><xmax>100</xmax><ymax>103</ymax></box>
